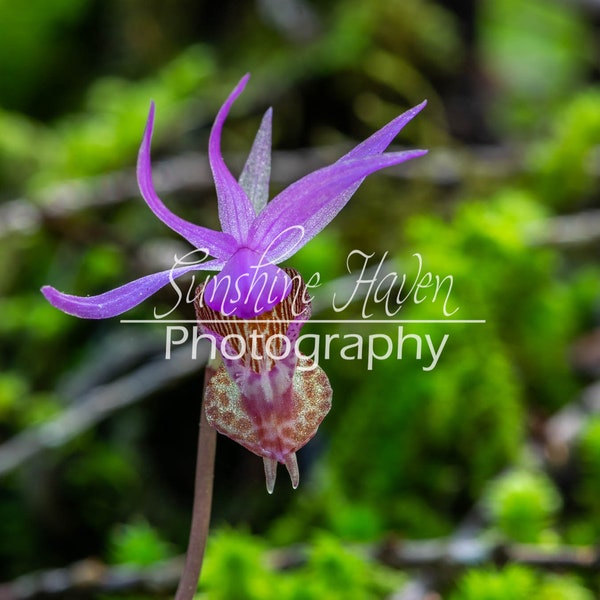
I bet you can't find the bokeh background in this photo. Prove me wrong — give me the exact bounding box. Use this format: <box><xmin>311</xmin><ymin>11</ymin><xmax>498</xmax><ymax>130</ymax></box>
<box><xmin>1</xmin><ymin>1</ymin><xmax>600</xmax><ymax>598</ymax></box>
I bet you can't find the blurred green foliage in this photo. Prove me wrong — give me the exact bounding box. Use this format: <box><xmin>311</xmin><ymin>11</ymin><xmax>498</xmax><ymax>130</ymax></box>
<box><xmin>567</xmin><ymin>416</ymin><xmax>600</xmax><ymax>544</ymax></box>
<box><xmin>451</xmin><ymin>565</ymin><xmax>593</xmax><ymax>600</ymax></box>
<box><xmin>200</xmin><ymin>529</ymin><xmax>404</xmax><ymax>599</ymax></box>
<box><xmin>1</xmin><ymin>0</ymin><xmax>600</xmax><ymax>597</ymax></box>
<box><xmin>0</xmin><ymin>45</ymin><xmax>216</xmax><ymax>191</ymax></box>
<box><xmin>531</xmin><ymin>89</ymin><xmax>600</xmax><ymax>208</ymax></box>
<box><xmin>108</xmin><ymin>518</ymin><xmax>174</xmax><ymax>566</ymax></box>
<box><xmin>277</xmin><ymin>191</ymin><xmax>596</xmax><ymax>545</ymax></box>
<box><xmin>0</xmin><ymin>0</ymin><xmax>92</xmax><ymax>112</ymax></box>
<box><xmin>484</xmin><ymin>469</ymin><xmax>562</xmax><ymax>544</ymax></box>
<box><xmin>479</xmin><ymin>0</ymin><xmax>592</xmax><ymax>132</ymax></box>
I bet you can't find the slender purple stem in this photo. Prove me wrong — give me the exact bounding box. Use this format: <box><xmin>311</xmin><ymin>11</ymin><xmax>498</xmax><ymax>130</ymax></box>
<box><xmin>174</xmin><ymin>365</ymin><xmax>217</xmax><ymax>600</ymax></box>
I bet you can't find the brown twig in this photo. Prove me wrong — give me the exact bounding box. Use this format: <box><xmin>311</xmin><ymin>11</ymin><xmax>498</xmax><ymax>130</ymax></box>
<box><xmin>1</xmin><ymin>539</ymin><xmax>598</xmax><ymax>599</ymax></box>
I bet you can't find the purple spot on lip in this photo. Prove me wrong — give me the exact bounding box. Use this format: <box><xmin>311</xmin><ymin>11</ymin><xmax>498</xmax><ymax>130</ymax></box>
<box><xmin>203</xmin><ymin>248</ymin><xmax>292</xmax><ymax>318</ymax></box>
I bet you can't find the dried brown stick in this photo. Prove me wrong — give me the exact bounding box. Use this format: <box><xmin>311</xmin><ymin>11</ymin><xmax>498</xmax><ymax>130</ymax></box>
<box><xmin>1</xmin><ymin>539</ymin><xmax>598</xmax><ymax>599</ymax></box>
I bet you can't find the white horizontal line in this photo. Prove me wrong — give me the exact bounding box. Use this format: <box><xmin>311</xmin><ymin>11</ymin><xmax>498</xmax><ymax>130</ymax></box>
<box><xmin>120</xmin><ymin>319</ymin><xmax>486</xmax><ymax>324</ymax></box>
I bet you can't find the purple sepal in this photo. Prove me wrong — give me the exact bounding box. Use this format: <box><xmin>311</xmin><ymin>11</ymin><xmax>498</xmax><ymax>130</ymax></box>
<box><xmin>239</xmin><ymin>108</ymin><xmax>272</xmax><ymax>215</ymax></box>
<box><xmin>137</xmin><ymin>103</ymin><xmax>238</xmax><ymax>259</ymax></box>
<box><xmin>250</xmin><ymin>149</ymin><xmax>428</xmax><ymax>261</ymax></box>
<box><xmin>208</xmin><ymin>74</ymin><xmax>255</xmax><ymax>242</ymax></box>
<box><xmin>41</xmin><ymin>258</ymin><xmax>223</xmax><ymax>319</ymax></box>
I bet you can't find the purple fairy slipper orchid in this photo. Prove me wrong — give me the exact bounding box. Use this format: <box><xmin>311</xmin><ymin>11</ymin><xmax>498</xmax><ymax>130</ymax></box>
<box><xmin>41</xmin><ymin>73</ymin><xmax>427</xmax><ymax>320</ymax></box>
<box><xmin>195</xmin><ymin>268</ymin><xmax>332</xmax><ymax>493</ymax></box>
<box><xmin>41</xmin><ymin>74</ymin><xmax>427</xmax><ymax>492</ymax></box>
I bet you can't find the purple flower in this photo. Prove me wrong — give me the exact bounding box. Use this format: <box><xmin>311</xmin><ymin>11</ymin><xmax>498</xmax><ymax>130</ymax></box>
<box><xmin>42</xmin><ymin>74</ymin><xmax>427</xmax><ymax>320</ymax></box>
<box><xmin>41</xmin><ymin>74</ymin><xmax>427</xmax><ymax>492</ymax></box>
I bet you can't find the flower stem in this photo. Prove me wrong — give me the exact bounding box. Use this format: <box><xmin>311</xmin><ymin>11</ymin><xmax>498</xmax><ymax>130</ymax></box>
<box><xmin>174</xmin><ymin>364</ymin><xmax>217</xmax><ymax>600</ymax></box>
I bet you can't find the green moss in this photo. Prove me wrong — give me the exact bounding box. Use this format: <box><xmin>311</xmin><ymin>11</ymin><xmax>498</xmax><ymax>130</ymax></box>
<box><xmin>484</xmin><ymin>469</ymin><xmax>562</xmax><ymax>543</ymax></box>
<box><xmin>451</xmin><ymin>566</ymin><xmax>593</xmax><ymax>600</ymax></box>
<box><xmin>107</xmin><ymin>518</ymin><xmax>174</xmax><ymax>567</ymax></box>
<box><xmin>200</xmin><ymin>530</ymin><xmax>403</xmax><ymax>600</ymax></box>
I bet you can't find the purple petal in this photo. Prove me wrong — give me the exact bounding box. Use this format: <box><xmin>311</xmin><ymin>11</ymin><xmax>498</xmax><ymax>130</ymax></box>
<box><xmin>316</xmin><ymin>103</ymin><xmax>427</xmax><ymax>224</ymax></box>
<box><xmin>341</xmin><ymin>101</ymin><xmax>427</xmax><ymax>160</ymax></box>
<box><xmin>239</xmin><ymin>108</ymin><xmax>272</xmax><ymax>215</ymax></box>
<box><xmin>137</xmin><ymin>103</ymin><xmax>238</xmax><ymax>259</ymax></box>
<box><xmin>249</xmin><ymin>150</ymin><xmax>428</xmax><ymax>261</ymax></box>
<box><xmin>209</xmin><ymin>75</ymin><xmax>256</xmax><ymax>242</ymax></box>
<box><xmin>252</xmin><ymin>101</ymin><xmax>428</xmax><ymax>260</ymax></box>
<box><xmin>203</xmin><ymin>247</ymin><xmax>291</xmax><ymax>318</ymax></box>
<box><xmin>42</xmin><ymin>257</ymin><xmax>224</xmax><ymax>319</ymax></box>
